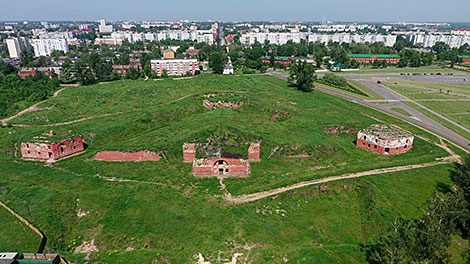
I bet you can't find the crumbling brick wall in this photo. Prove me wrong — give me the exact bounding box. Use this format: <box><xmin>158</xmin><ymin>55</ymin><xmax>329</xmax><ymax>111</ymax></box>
<box><xmin>193</xmin><ymin>158</ymin><xmax>250</xmax><ymax>177</ymax></box>
<box><xmin>202</xmin><ymin>100</ymin><xmax>244</xmax><ymax>109</ymax></box>
<box><xmin>248</xmin><ymin>143</ymin><xmax>261</xmax><ymax>161</ymax></box>
<box><xmin>21</xmin><ymin>136</ymin><xmax>85</xmax><ymax>161</ymax></box>
<box><xmin>356</xmin><ymin>129</ymin><xmax>414</xmax><ymax>155</ymax></box>
<box><xmin>183</xmin><ymin>143</ymin><xmax>196</xmax><ymax>162</ymax></box>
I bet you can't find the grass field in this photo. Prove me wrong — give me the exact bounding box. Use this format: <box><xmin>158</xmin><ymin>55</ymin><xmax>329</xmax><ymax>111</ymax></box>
<box><xmin>382</xmin><ymin>78</ymin><xmax>470</xmax><ymax>139</ymax></box>
<box><xmin>0</xmin><ymin>74</ymin><xmax>458</xmax><ymax>263</ymax></box>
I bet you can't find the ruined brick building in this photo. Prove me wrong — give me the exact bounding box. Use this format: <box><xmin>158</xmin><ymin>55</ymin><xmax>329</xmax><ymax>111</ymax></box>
<box><xmin>21</xmin><ymin>136</ymin><xmax>85</xmax><ymax>161</ymax></box>
<box><xmin>356</xmin><ymin>124</ymin><xmax>414</xmax><ymax>155</ymax></box>
<box><xmin>183</xmin><ymin>142</ymin><xmax>261</xmax><ymax>177</ymax></box>
<box><xmin>193</xmin><ymin>158</ymin><xmax>250</xmax><ymax>177</ymax></box>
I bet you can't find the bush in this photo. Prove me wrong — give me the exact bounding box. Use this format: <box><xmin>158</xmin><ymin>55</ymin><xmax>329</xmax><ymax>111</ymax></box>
<box><xmin>321</xmin><ymin>73</ymin><xmax>348</xmax><ymax>87</ymax></box>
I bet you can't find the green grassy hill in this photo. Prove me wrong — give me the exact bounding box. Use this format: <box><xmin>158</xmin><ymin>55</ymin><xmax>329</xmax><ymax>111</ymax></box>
<box><xmin>0</xmin><ymin>75</ymin><xmax>456</xmax><ymax>263</ymax></box>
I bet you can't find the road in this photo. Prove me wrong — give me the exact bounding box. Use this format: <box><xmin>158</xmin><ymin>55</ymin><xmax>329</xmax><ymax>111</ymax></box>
<box><xmin>267</xmin><ymin>71</ymin><xmax>470</xmax><ymax>151</ymax></box>
<box><xmin>338</xmin><ymin>73</ymin><xmax>470</xmax><ymax>84</ymax></box>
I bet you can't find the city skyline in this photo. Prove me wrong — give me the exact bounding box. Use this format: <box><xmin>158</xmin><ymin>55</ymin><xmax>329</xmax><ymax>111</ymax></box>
<box><xmin>1</xmin><ymin>0</ymin><xmax>470</xmax><ymax>22</ymax></box>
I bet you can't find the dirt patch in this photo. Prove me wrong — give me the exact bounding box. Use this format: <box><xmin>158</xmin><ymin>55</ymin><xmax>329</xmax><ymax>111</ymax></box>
<box><xmin>323</xmin><ymin>126</ymin><xmax>358</xmax><ymax>135</ymax></box>
<box><xmin>90</xmin><ymin>151</ymin><xmax>160</xmax><ymax>162</ymax></box>
<box><xmin>77</xmin><ymin>209</ymin><xmax>90</xmax><ymax>218</ymax></box>
<box><xmin>74</xmin><ymin>239</ymin><xmax>99</xmax><ymax>254</ymax></box>
<box><xmin>271</xmin><ymin>110</ymin><xmax>292</xmax><ymax>121</ymax></box>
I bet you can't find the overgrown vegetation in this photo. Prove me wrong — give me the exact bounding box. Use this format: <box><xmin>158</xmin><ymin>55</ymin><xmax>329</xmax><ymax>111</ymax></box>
<box><xmin>317</xmin><ymin>73</ymin><xmax>368</xmax><ymax>96</ymax></box>
<box><xmin>0</xmin><ymin>61</ymin><xmax>59</xmax><ymax>118</ymax></box>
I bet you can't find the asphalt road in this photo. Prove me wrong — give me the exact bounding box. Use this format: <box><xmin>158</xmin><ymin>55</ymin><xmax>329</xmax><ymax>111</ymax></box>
<box><xmin>267</xmin><ymin>71</ymin><xmax>470</xmax><ymax>151</ymax></box>
<box><xmin>339</xmin><ymin>73</ymin><xmax>470</xmax><ymax>84</ymax></box>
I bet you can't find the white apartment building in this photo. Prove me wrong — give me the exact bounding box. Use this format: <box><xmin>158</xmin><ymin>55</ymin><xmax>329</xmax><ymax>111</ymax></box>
<box><xmin>108</xmin><ymin>30</ymin><xmax>214</xmax><ymax>44</ymax></box>
<box><xmin>98</xmin><ymin>19</ymin><xmax>113</xmax><ymax>33</ymax></box>
<box><xmin>30</xmin><ymin>39</ymin><xmax>69</xmax><ymax>57</ymax></box>
<box><xmin>150</xmin><ymin>58</ymin><xmax>197</xmax><ymax>76</ymax></box>
<box><xmin>5</xmin><ymin>37</ymin><xmax>30</xmax><ymax>58</ymax></box>
<box><xmin>240</xmin><ymin>32</ymin><xmax>309</xmax><ymax>45</ymax></box>
<box><xmin>240</xmin><ymin>32</ymin><xmax>397</xmax><ymax>47</ymax></box>
<box><xmin>406</xmin><ymin>34</ymin><xmax>470</xmax><ymax>48</ymax></box>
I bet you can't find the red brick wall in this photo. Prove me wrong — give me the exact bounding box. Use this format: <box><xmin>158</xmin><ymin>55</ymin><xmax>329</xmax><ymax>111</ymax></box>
<box><xmin>248</xmin><ymin>143</ymin><xmax>260</xmax><ymax>161</ymax></box>
<box><xmin>193</xmin><ymin>158</ymin><xmax>250</xmax><ymax>177</ymax></box>
<box><xmin>21</xmin><ymin>136</ymin><xmax>85</xmax><ymax>161</ymax></box>
<box><xmin>183</xmin><ymin>143</ymin><xmax>196</xmax><ymax>162</ymax></box>
<box><xmin>356</xmin><ymin>138</ymin><xmax>412</xmax><ymax>155</ymax></box>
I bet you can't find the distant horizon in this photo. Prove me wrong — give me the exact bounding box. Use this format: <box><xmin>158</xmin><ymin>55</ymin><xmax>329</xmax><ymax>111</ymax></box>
<box><xmin>2</xmin><ymin>20</ymin><xmax>470</xmax><ymax>24</ymax></box>
<box><xmin>2</xmin><ymin>0</ymin><xmax>470</xmax><ymax>23</ymax></box>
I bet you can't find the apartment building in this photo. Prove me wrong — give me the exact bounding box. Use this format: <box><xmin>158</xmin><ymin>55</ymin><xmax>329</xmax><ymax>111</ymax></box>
<box><xmin>5</xmin><ymin>37</ymin><xmax>30</xmax><ymax>58</ymax></box>
<box><xmin>30</xmin><ymin>38</ymin><xmax>69</xmax><ymax>57</ymax></box>
<box><xmin>150</xmin><ymin>58</ymin><xmax>197</xmax><ymax>76</ymax></box>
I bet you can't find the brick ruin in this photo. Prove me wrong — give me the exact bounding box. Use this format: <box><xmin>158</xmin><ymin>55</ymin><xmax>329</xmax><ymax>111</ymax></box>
<box><xmin>356</xmin><ymin>124</ymin><xmax>414</xmax><ymax>155</ymax></box>
<box><xmin>193</xmin><ymin>158</ymin><xmax>250</xmax><ymax>177</ymax></box>
<box><xmin>21</xmin><ymin>136</ymin><xmax>85</xmax><ymax>161</ymax></box>
<box><xmin>202</xmin><ymin>100</ymin><xmax>244</xmax><ymax>109</ymax></box>
<box><xmin>248</xmin><ymin>142</ymin><xmax>261</xmax><ymax>161</ymax></box>
<box><xmin>183</xmin><ymin>142</ymin><xmax>261</xmax><ymax>177</ymax></box>
<box><xmin>183</xmin><ymin>143</ymin><xmax>196</xmax><ymax>162</ymax></box>
<box><xmin>201</xmin><ymin>92</ymin><xmax>245</xmax><ymax>109</ymax></box>
<box><xmin>90</xmin><ymin>151</ymin><xmax>160</xmax><ymax>162</ymax></box>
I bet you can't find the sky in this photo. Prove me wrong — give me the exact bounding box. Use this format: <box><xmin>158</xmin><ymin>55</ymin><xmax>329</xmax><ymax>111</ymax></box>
<box><xmin>1</xmin><ymin>0</ymin><xmax>469</xmax><ymax>22</ymax></box>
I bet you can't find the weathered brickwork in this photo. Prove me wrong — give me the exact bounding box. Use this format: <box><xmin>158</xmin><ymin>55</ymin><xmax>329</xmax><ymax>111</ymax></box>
<box><xmin>248</xmin><ymin>143</ymin><xmax>261</xmax><ymax>161</ymax></box>
<box><xmin>21</xmin><ymin>136</ymin><xmax>85</xmax><ymax>161</ymax></box>
<box><xmin>183</xmin><ymin>143</ymin><xmax>196</xmax><ymax>162</ymax></box>
<box><xmin>202</xmin><ymin>100</ymin><xmax>244</xmax><ymax>109</ymax></box>
<box><xmin>193</xmin><ymin>158</ymin><xmax>250</xmax><ymax>177</ymax></box>
<box><xmin>356</xmin><ymin>124</ymin><xmax>414</xmax><ymax>155</ymax></box>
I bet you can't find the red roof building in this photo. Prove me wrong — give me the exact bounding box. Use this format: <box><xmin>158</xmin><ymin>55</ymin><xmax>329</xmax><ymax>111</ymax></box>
<box><xmin>18</xmin><ymin>67</ymin><xmax>51</xmax><ymax>78</ymax></box>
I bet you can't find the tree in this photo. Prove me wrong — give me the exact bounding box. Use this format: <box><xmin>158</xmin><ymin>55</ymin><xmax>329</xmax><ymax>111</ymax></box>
<box><xmin>269</xmin><ymin>51</ymin><xmax>276</xmax><ymax>66</ymax></box>
<box><xmin>20</xmin><ymin>49</ymin><xmax>34</xmax><ymax>67</ymax></box>
<box><xmin>209</xmin><ymin>51</ymin><xmax>224</xmax><ymax>74</ymax></box>
<box><xmin>288</xmin><ymin>60</ymin><xmax>316</xmax><ymax>92</ymax></box>
<box><xmin>330</xmin><ymin>46</ymin><xmax>348</xmax><ymax>64</ymax></box>
<box><xmin>125</xmin><ymin>68</ymin><xmax>140</xmax><ymax>80</ymax></box>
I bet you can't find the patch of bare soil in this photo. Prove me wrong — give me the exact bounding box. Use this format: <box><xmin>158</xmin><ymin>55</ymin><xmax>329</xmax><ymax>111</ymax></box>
<box><xmin>89</xmin><ymin>150</ymin><xmax>161</xmax><ymax>162</ymax></box>
<box><xmin>271</xmin><ymin>110</ymin><xmax>292</xmax><ymax>121</ymax></box>
<box><xmin>74</xmin><ymin>239</ymin><xmax>99</xmax><ymax>254</ymax></box>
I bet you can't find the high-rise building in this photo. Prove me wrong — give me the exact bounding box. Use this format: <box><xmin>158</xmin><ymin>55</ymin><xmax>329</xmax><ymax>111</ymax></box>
<box><xmin>30</xmin><ymin>39</ymin><xmax>69</xmax><ymax>57</ymax></box>
<box><xmin>98</xmin><ymin>19</ymin><xmax>113</xmax><ymax>33</ymax></box>
<box><xmin>5</xmin><ymin>37</ymin><xmax>30</xmax><ymax>58</ymax></box>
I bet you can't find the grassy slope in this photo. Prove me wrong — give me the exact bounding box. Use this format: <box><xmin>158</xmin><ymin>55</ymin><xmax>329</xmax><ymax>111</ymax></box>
<box><xmin>0</xmin><ymin>75</ymin><xmax>456</xmax><ymax>263</ymax></box>
<box><xmin>0</xmin><ymin>206</ymin><xmax>39</xmax><ymax>253</ymax></box>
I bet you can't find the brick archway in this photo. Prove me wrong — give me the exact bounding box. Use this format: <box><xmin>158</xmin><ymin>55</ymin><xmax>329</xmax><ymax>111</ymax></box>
<box><xmin>213</xmin><ymin>160</ymin><xmax>229</xmax><ymax>175</ymax></box>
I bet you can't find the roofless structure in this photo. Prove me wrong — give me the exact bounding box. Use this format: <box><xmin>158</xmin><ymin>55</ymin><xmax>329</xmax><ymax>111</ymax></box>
<box><xmin>356</xmin><ymin>124</ymin><xmax>414</xmax><ymax>155</ymax></box>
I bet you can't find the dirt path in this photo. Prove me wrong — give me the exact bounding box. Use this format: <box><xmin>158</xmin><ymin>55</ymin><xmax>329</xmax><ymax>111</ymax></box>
<box><xmin>12</xmin><ymin>111</ymin><xmax>131</xmax><ymax>128</ymax></box>
<box><xmin>225</xmin><ymin>159</ymin><xmax>452</xmax><ymax>204</ymax></box>
<box><xmin>1</xmin><ymin>87</ymin><xmax>67</xmax><ymax>126</ymax></box>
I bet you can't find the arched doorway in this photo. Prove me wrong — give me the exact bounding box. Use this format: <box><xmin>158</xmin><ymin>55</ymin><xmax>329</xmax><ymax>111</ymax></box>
<box><xmin>213</xmin><ymin>160</ymin><xmax>229</xmax><ymax>176</ymax></box>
